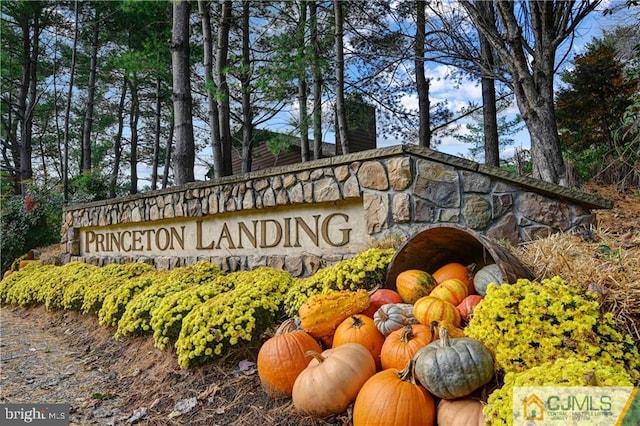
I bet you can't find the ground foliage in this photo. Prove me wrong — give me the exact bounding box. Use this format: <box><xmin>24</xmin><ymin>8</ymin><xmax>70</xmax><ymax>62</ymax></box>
<box><xmin>0</xmin><ymin>181</ymin><xmax>638</xmax><ymax>425</ymax></box>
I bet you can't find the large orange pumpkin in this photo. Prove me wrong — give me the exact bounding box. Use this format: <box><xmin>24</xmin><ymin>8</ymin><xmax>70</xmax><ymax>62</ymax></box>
<box><xmin>380</xmin><ymin>324</ymin><xmax>434</xmax><ymax>370</ymax></box>
<box><xmin>360</xmin><ymin>288</ymin><xmax>403</xmax><ymax>318</ymax></box>
<box><xmin>257</xmin><ymin>319</ymin><xmax>322</xmax><ymax>399</ymax></box>
<box><xmin>353</xmin><ymin>359</ymin><xmax>436</xmax><ymax>426</ymax></box>
<box><xmin>413</xmin><ymin>296</ymin><xmax>461</xmax><ymax>328</ymax></box>
<box><xmin>429</xmin><ymin>278</ymin><xmax>469</xmax><ymax>305</ymax></box>
<box><xmin>292</xmin><ymin>343</ymin><xmax>376</xmax><ymax>417</ymax></box>
<box><xmin>333</xmin><ymin>314</ymin><xmax>385</xmax><ymax>370</ymax></box>
<box><xmin>395</xmin><ymin>269</ymin><xmax>437</xmax><ymax>304</ymax></box>
<box><xmin>432</xmin><ymin>262</ymin><xmax>475</xmax><ymax>294</ymax></box>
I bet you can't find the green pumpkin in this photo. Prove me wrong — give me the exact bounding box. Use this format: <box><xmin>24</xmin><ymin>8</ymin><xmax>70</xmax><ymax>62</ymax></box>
<box><xmin>473</xmin><ymin>264</ymin><xmax>503</xmax><ymax>296</ymax></box>
<box><xmin>413</xmin><ymin>327</ymin><xmax>494</xmax><ymax>399</ymax></box>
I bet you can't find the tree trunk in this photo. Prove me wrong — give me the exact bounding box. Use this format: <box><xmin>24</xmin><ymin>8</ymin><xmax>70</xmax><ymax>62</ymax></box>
<box><xmin>198</xmin><ymin>0</ymin><xmax>222</xmax><ymax>179</ymax></box>
<box><xmin>17</xmin><ymin>4</ymin><xmax>42</xmax><ymax>194</ymax></box>
<box><xmin>129</xmin><ymin>80</ymin><xmax>139</xmax><ymax>195</ymax></box>
<box><xmin>171</xmin><ymin>0</ymin><xmax>195</xmax><ymax>185</ymax></box>
<box><xmin>415</xmin><ymin>0</ymin><xmax>430</xmax><ymax>148</ymax></box>
<box><xmin>496</xmin><ymin>2</ymin><xmax>566</xmax><ymax>184</ymax></box>
<box><xmin>240</xmin><ymin>0</ymin><xmax>253</xmax><ymax>174</ymax></box>
<box><xmin>63</xmin><ymin>0</ymin><xmax>79</xmax><ymax>203</ymax></box>
<box><xmin>477</xmin><ymin>1</ymin><xmax>499</xmax><ymax>166</ymax></box>
<box><xmin>481</xmin><ymin>75</ymin><xmax>499</xmax><ymax>166</ymax></box>
<box><xmin>151</xmin><ymin>76</ymin><xmax>161</xmax><ymax>191</ymax></box>
<box><xmin>310</xmin><ymin>1</ymin><xmax>323</xmax><ymax>160</ymax></box>
<box><xmin>459</xmin><ymin>0</ymin><xmax>599</xmax><ymax>185</ymax></box>
<box><xmin>82</xmin><ymin>6</ymin><xmax>99</xmax><ymax>173</ymax></box>
<box><xmin>522</xmin><ymin>95</ymin><xmax>567</xmax><ymax>184</ymax></box>
<box><xmin>333</xmin><ymin>0</ymin><xmax>349</xmax><ymax>154</ymax></box>
<box><xmin>162</xmin><ymin>119</ymin><xmax>174</xmax><ymax>190</ymax></box>
<box><xmin>109</xmin><ymin>76</ymin><xmax>128</xmax><ymax>198</ymax></box>
<box><xmin>298</xmin><ymin>0</ymin><xmax>309</xmax><ymax>162</ymax></box>
<box><xmin>217</xmin><ymin>1</ymin><xmax>232</xmax><ymax>176</ymax></box>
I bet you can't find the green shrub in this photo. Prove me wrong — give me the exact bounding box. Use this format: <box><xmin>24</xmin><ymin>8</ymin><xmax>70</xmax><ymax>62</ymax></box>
<box><xmin>0</xmin><ymin>181</ymin><xmax>62</xmax><ymax>273</ymax></box>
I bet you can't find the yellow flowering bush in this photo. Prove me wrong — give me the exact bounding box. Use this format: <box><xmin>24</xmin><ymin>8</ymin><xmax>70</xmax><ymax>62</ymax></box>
<box><xmin>80</xmin><ymin>262</ymin><xmax>154</xmax><ymax>314</ymax></box>
<box><xmin>98</xmin><ymin>270</ymin><xmax>165</xmax><ymax>327</ymax></box>
<box><xmin>150</xmin><ymin>274</ymin><xmax>235</xmax><ymax>349</ymax></box>
<box><xmin>0</xmin><ymin>262</ymin><xmax>58</xmax><ymax>306</ymax></box>
<box><xmin>175</xmin><ymin>267</ymin><xmax>293</xmax><ymax>368</ymax></box>
<box><xmin>466</xmin><ymin>276</ymin><xmax>640</xmax><ymax>381</ymax></box>
<box><xmin>483</xmin><ymin>357</ymin><xmax>634</xmax><ymax>426</ymax></box>
<box><xmin>115</xmin><ymin>261</ymin><xmax>222</xmax><ymax>339</ymax></box>
<box><xmin>283</xmin><ymin>248</ymin><xmax>394</xmax><ymax>317</ymax></box>
<box><xmin>44</xmin><ymin>262</ymin><xmax>98</xmax><ymax>310</ymax></box>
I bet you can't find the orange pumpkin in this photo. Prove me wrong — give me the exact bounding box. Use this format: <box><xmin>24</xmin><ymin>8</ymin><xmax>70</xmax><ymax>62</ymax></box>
<box><xmin>437</xmin><ymin>398</ymin><xmax>485</xmax><ymax>426</ymax></box>
<box><xmin>395</xmin><ymin>269</ymin><xmax>437</xmax><ymax>304</ymax></box>
<box><xmin>429</xmin><ymin>278</ymin><xmax>469</xmax><ymax>305</ymax></box>
<box><xmin>380</xmin><ymin>324</ymin><xmax>434</xmax><ymax>370</ymax></box>
<box><xmin>257</xmin><ymin>319</ymin><xmax>322</xmax><ymax>399</ymax></box>
<box><xmin>413</xmin><ymin>296</ymin><xmax>461</xmax><ymax>328</ymax></box>
<box><xmin>18</xmin><ymin>260</ymin><xmax>35</xmax><ymax>271</ymax></box>
<box><xmin>3</xmin><ymin>270</ymin><xmax>14</xmax><ymax>280</ymax></box>
<box><xmin>333</xmin><ymin>315</ymin><xmax>385</xmax><ymax>370</ymax></box>
<box><xmin>432</xmin><ymin>262</ymin><xmax>475</xmax><ymax>294</ymax></box>
<box><xmin>360</xmin><ymin>288</ymin><xmax>403</xmax><ymax>318</ymax></box>
<box><xmin>353</xmin><ymin>359</ymin><xmax>436</xmax><ymax>426</ymax></box>
<box><xmin>292</xmin><ymin>343</ymin><xmax>376</xmax><ymax>417</ymax></box>
<box><xmin>457</xmin><ymin>294</ymin><xmax>484</xmax><ymax>323</ymax></box>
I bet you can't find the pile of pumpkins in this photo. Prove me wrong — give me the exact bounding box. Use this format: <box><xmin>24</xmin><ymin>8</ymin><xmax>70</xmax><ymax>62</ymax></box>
<box><xmin>257</xmin><ymin>262</ymin><xmax>502</xmax><ymax>425</ymax></box>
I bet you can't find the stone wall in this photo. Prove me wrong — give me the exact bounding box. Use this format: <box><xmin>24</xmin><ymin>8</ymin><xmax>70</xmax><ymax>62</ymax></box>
<box><xmin>60</xmin><ymin>145</ymin><xmax>611</xmax><ymax>276</ymax></box>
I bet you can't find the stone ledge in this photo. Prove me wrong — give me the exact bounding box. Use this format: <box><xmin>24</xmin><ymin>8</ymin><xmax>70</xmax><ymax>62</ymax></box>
<box><xmin>63</xmin><ymin>144</ymin><xmax>611</xmax><ymax>212</ymax></box>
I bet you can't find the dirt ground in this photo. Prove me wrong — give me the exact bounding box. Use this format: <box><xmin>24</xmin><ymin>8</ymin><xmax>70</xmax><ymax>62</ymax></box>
<box><xmin>0</xmin><ymin>181</ymin><xmax>638</xmax><ymax>425</ymax></box>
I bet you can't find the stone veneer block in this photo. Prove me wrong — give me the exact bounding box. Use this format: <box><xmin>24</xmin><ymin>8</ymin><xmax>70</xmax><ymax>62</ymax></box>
<box><xmin>392</xmin><ymin>193</ymin><xmax>411</xmax><ymax>223</ymax></box>
<box><xmin>387</xmin><ymin>157</ymin><xmax>412</xmax><ymax>191</ymax></box>
<box><xmin>462</xmin><ymin>195</ymin><xmax>492</xmax><ymax>230</ymax></box>
<box><xmin>358</xmin><ymin>161</ymin><xmax>389</xmax><ymax>190</ymax></box>
<box><xmin>462</xmin><ymin>171</ymin><xmax>491</xmax><ymax>193</ymax></box>
<box><xmin>364</xmin><ymin>192</ymin><xmax>389</xmax><ymax>234</ymax></box>
<box><xmin>414</xmin><ymin>159</ymin><xmax>460</xmax><ymax>207</ymax></box>
<box><xmin>314</xmin><ymin>177</ymin><xmax>341</xmax><ymax>202</ymax></box>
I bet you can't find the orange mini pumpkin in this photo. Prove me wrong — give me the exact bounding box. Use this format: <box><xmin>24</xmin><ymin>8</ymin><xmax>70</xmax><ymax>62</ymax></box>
<box><xmin>256</xmin><ymin>319</ymin><xmax>322</xmax><ymax>399</ymax></box>
<box><xmin>333</xmin><ymin>314</ymin><xmax>385</xmax><ymax>370</ymax></box>
<box><xmin>380</xmin><ymin>324</ymin><xmax>434</xmax><ymax>370</ymax></box>
<box><xmin>413</xmin><ymin>296</ymin><xmax>461</xmax><ymax>328</ymax></box>
<box><xmin>432</xmin><ymin>262</ymin><xmax>475</xmax><ymax>294</ymax></box>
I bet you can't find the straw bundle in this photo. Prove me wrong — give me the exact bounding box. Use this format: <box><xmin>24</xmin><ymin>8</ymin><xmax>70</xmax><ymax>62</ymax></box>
<box><xmin>515</xmin><ymin>228</ymin><xmax>640</xmax><ymax>346</ymax></box>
